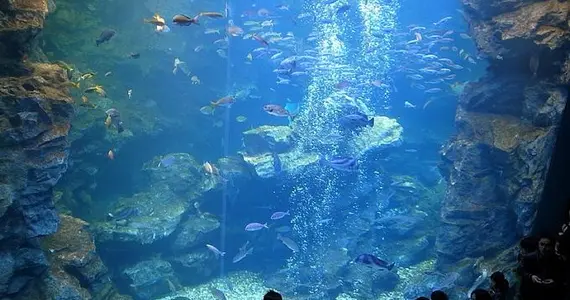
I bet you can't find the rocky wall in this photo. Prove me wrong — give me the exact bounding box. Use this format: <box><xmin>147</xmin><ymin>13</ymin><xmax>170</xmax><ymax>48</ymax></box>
<box><xmin>436</xmin><ymin>0</ymin><xmax>570</xmax><ymax>264</ymax></box>
<box><xmin>0</xmin><ymin>0</ymin><xmax>121</xmax><ymax>298</ymax></box>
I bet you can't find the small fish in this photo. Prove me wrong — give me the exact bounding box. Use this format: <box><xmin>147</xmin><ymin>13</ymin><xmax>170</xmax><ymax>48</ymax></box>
<box><xmin>321</xmin><ymin>156</ymin><xmax>358</xmax><ymax>172</ymax></box>
<box><xmin>277</xmin><ymin>234</ymin><xmax>299</xmax><ymax>252</ymax></box>
<box><xmin>404</xmin><ymin>101</ymin><xmax>416</xmax><ymax>108</ymax></box>
<box><xmin>433</xmin><ymin>16</ymin><xmax>452</xmax><ymax>26</ymax></box>
<box><xmin>104</xmin><ymin>71</ymin><xmax>112</xmax><ymax>77</ymax></box>
<box><xmin>105</xmin><ymin>108</ymin><xmax>124</xmax><ymax>133</ymax></box>
<box><xmin>84</xmin><ymin>85</ymin><xmax>107</xmax><ymax>97</ymax></box>
<box><xmin>204</xmin><ymin>28</ymin><xmax>221</xmax><ymax>34</ymax></box>
<box><xmin>80</xmin><ymin>72</ymin><xmax>95</xmax><ymax>80</ymax></box>
<box><xmin>203</xmin><ymin>161</ymin><xmax>219</xmax><ymax>176</ymax></box>
<box><xmin>127</xmin><ymin>89</ymin><xmax>132</xmax><ymax>99</ymax></box>
<box><xmin>172</xmin><ymin>14</ymin><xmax>199</xmax><ymax>26</ymax></box>
<box><xmin>232</xmin><ymin>241</ymin><xmax>254</xmax><ymax>263</ymax></box>
<box><xmin>206</xmin><ymin>244</ymin><xmax>225</xmax><ymax>258</ymax></box>
<box><xmin>336</xmin><ymin>4</ymin><xmax>351</xmax><ymax>15</ymax></box>
<box><xmin>96</xmin><ymin>29</ymin><xmax>116</xmax><ymax>46</ymax></box>
<box><xmin>245</xmin><ymin>222</ymin><xmax>268</xmax><ymax>231</ymax></box>
<box><xmin>66</xmin><ymin>81</ymin><xmax>80</xmax><ymax>88</ymax></box>
<box><xmin>252</xmin><ymin>34</ymin><xmax>269</xmax><ymax>46</ymax></box>
<box><xmin>199</xmin><ymin>12</ymin><xmax>224</xmax><ymax>18</ymax></box>
<box><xmin>338</xmin><ymin>112</ymin><xmax>374</xmax><ymax>130</ymax></box>
<box><xmin>209</xmin><ymin>287</ymin><xmax>227</xmax><ymax>300</ymax></box>
<box><xmin>271</xmin><ymin>211</ymin><xmax>290</xmax><ymax>220</ymax></box>
<box><xmin>272</xmin><ymin>152</ymin><xmax>282</xmax><ymax>174</ymax></box>
<box><xmin>81</xmin><ymin>95</ymin><xmax>89</xmax><ymax>104</ymax></box>
<box><xmin>144</xmin><ymin>13</ymin><xmax>166</xmax><ymax>26</ymax></box>
<box><xmin>211</xmin><ymin>96</ymin><xmax>234</xmax><ymax>108</ymax></box>
<box><xmin>194</xmin><ymin>45</ymin><xmax>204</xmax><ymax>52</ymax></box>
<box><xmin>173</xmin><ymin>58</ymin><xmax>191</xmax><ymax>76</ymax></box>
<box><xmin>354</xmin><ymin>253</ymin><xmax>395</xmax><ymax>270</ymax></box>
<box><xmin>236</xmin><ymin>116</ymin><xmax>247</xmax><ymax>122</ymax></box>
<box><xmin>263</xmin><ymin>104</ymin><xmax>293</xmax><ymax>117</ymax></box>
<box><xmin>107</xmin><ymin>150</ymin><xmax>114</xmax><ymax>160</ymax></box>
<box><xmin>128</xmin><ymin>52</ymin><xmax>140</xmax><ymax>59</ymax></box>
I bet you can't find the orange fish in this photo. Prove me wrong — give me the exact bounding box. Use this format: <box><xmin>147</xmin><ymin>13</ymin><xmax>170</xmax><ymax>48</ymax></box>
<box><xmin>107</xmin><ymin>150</ymin><xmax>114</xmax><ymax>160</ymax></box>
<box><xmin>211</xmin><ymin>96</ymin><xmax>235</xmax><ymax>108</ymax></box>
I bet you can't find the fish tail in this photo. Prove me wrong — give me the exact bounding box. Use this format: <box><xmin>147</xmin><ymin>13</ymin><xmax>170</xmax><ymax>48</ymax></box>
<box><xmin>387</xmin><ymin>262</ymin><xmax>395</xmax><ymax>271</ymax></box>
<box><xmin>368</xmin><ymin>117</ymin><xmax>374</xmax><ymax>127</ymax></box>
<box><xmin>221</xmin><ymin>251</ymin><xmax>226</xmax><ymax>257</ymax></box>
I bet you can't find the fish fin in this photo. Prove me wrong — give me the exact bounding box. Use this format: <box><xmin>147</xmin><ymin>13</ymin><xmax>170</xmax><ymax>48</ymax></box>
<box><xmin>368</xmin><ymin>117</ymin><xmax>374</xmax><ymax>127</ymax></box>
<box><xmin>387</xmin><ymin>262</ymin><xmax>395</xmax><ymax>271</ymax></box>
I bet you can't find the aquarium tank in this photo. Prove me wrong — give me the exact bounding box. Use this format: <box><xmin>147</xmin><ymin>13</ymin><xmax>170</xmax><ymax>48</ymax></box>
<box><xmin>0</xmin><ymin>0</ymin><xmax>569</xmax><ymax>299</ymax></box>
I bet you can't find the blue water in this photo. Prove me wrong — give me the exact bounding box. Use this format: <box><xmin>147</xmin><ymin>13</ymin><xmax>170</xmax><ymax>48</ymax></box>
<box><xmin>42</xmin><ymin>0</ymin><xmax>486</xmax><ymax>298</ymax></box>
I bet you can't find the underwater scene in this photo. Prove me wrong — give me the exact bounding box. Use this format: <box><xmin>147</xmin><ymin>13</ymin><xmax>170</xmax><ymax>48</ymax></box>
<box><xmin>1</xmin><ymin>0</ymin><xmax>570</xmax><ymax>299</ymax></box>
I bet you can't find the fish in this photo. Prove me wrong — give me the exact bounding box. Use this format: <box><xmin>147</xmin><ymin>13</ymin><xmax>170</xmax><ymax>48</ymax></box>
<box><xmin>206</xmin><ymin>244</ymin><xmax>225</xmax><ymax>258</ymax></box>
<box><xmin>263</xmin><ymin>104</ymin><xmax>293</xmax><ymax>117</ymax></box>
<box><xmin>245</xmin><ymin>222</ymin><xmax>268</xmax><ymax>231</ymax></box>
<box><xmin>96</xmin><ymin>29</ymin><xmax>115</xmax><ymax>46</ymax></box>
<box><xmin>338</xmin><ymin>112</ymin><xmax>374</xmax><ymax>130</ymax></box>
<box><xmin>80</xmin><ymin>72</ymin><xmax>95</xmax><ymax>80</ymax></box>
<box><xmin>211</xmin><ymin>96</ymin><xmax>234</xmax><ymax>108</ymax></box>
<box><xmin>354</xmin><ymin>253</ymin><xmax>395</xmax><ymax>270</ymax></box>
<box><xmin>83</xmin><ymin>85</ymin><xmax>107</xmax><ymax>97</ymax></box>
<box><xmin>321</xmin><ymin>156</ymin><xmax>358</xmax><ymax>172</ymax></box>
<box><xmin>158</xmin><ymin>156</ymin><xmax>176</xmax><ymax>168</ymax></box>
<box><xmin>203</xmin><ymin>162</ymin><xmax>219</xmax><ymax>176</ymax></box>
<box><xmin>128</xmin><ymin>52</ymin><xmax>140</xmax><ymax>59</ymax></box>
<box><xmin>271</xmin><ymin>211</ymin><xmax>289</xmax><ymax>220</ymax></box>
<box><xmin>227</xmin><ymin>25</ymin><xmax>244</xmax><ymax>36</ymax></box>
<box><xmin>433</xmin><ymin>16</ymin><xmax>452</xmax><ymax>26</ymax></box>
<box><xmin>252</xmin><ymin>34</ymin><xmax>269</xmax><ymax>46</ymax></box>
<box><xmin>277</xmin><ymin>234</ymin><xmax>299</xmax><ymax>252</ymax></box>
<box><xmin>336</xmin><ymin>4</ymin><xmax>351</xmax><ymax>15</ymax></box>
<box><xmin>200</xmin><ymin>12</ymin><xmax>224</xmax><ymax>18</ymax></box>
<box><xmin>104</xmin><ymin>71</ymin><xmax>112</xmax><ymax>77</ymax></box>
<box><xmin>173</xmin><ymin>58</ymin><xmax>191</xmax><ymax>76</ymax></box>
<box><xmin>204</xmin><ymin>28</ymin><xmax>221</xmax><ymax>34</ymax></box>
<box><xmin>236</xmin><ymin>116</ymin><xmax>247</xmax><ymax>122</ymax></box>
<box><xmin>232</xmin><ymin>241</ymin><xmax>254</xmax><ymax>263</ymax></box>
<box><xmin>105</xmin><ymin>108</ymin><xmax>124</xmax><ymax>133</ymax></box>
<box><xmin>127</xmin><ymin>89</ymin><xmax>132</xmax><ymax>99</ymax></box>
<box><xmin>272</xmin><ymin>152</ymin><xmax>282</xmax><ymax>174</ymax></box>
<box><xmin>404</xmin><ymin>101</ymin><xmax>416</xmax><ymax>108</ymax></box>
<box><xmin>172</xmin><ymin>14</ymin><xmax>199</xmax><ymax>26</ymax></box>
<box><xmin>107</xmin><ymin>149</ymin><xmax>114</xmax><ymax>160</ymax></box>
<box><xmin>107</xmin><ymin>207</ymin><xmax>139</xmax><ymax>221</ymax></box>
<box><xmin>144</xmin><ymin>13</ymin><xmax>166</xmax><ymax>26</ymax></box>
<box><xmin>209</xmin><ymin>287</ymin><xmax>227</xmax><ymax>300</ymax></box>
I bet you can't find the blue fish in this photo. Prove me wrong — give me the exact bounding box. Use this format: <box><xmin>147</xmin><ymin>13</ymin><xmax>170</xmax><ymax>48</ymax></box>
<box><xmin>336</xmin><ymin>4</ymin><xmax>351</xmax><ymax>15</ymax></box>
<box><xmin>321</xmin><ymin>156</ymin><xmax>358</xmax><ymax>172</ymax></box>
<box><xmin>272</xmin><ymin>152</ymin><xmax>282</xmax><ymax>174</ymax></box>
<box><xmin>354</xmin><ymin>253</ymin><xmax>395</xmax><ymax>270</ymax></box>
<box><xmin>159</xmin><ymin>156</ymin><xmax>176</xmax><ymax>167</ymax></box>
<box><xmin>338</xmin><ymin>112</ymin><xmax>374</xmax><ymax>131</ymax></box>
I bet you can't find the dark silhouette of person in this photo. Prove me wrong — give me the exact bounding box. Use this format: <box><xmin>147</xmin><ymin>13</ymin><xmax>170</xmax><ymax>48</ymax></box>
<box><xmin>489</xmin><ymin>271</ymin><xmax>509</xmax><ymax>300</ymax></box>
<box><xmin>470</xmin><ymin>288</ymin><xmax>492</xmax><ymax>300</ymax></box>
<box><xmin>263</xmin><ymin>290</ymin><xmax>282</xmax><ymax>300</ymax></box>
<box><xmin>430</xmin><ymin>290</ymin><xmax>449</xmax><ymax>300</ymax></box>
<box><xmin>518</xmin><ymin>236</ymin><xmax>564</xmax><ymax>299</ymax></box>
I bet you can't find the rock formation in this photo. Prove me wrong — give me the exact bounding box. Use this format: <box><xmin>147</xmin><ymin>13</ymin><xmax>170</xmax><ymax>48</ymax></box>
<box><xmin>0</xmin><ymin>0</ymin><xmax>124</xmax><ymax>298</ymax></box>
<box><xmin>436</xmin><ymin>0</ymin><xmax>570</xmax><ymax>264</ymax></box>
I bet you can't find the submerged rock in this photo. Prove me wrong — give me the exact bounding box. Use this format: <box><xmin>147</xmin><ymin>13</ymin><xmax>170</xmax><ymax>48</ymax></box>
<box><xmin>171</xmin><ymin>214</ymin><xmax>220</xmax><ymax>252</ymax></box>
<box><xmin>240</xmin><ymin>116</ymin><xmax>402</xmax><ymax>178</ymax></box>
<box><xmin>93</xmin><ymin>188</ymin><xmax>188</xmax><ymax>245</ymax></box>
<box><xmin>123</xmin><ymin>259</ymin><xmax>179</xmax><ymax>299</ymax></box>
<box><xmin>41</xmin><ymin>215</ymin><xmax>127</xmax><ymax>299</ymax></box>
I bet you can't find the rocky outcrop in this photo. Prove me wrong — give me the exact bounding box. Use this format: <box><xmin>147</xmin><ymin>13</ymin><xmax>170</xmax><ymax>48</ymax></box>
<box><xmin>40</xmin><ymin>215</ymin><xmax>128</xmax><ymax>300</ymax></box>
<box><xmin>240</xmin><ymin>117</ymin><xmax>403</xmax><ymax>178</ymax></box>
<box><xmin>437</xmin><ymin>0</ymin><xmax>570</xmax><ymax>264</ymax></box>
